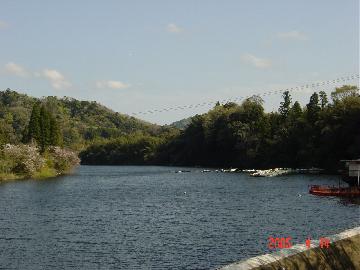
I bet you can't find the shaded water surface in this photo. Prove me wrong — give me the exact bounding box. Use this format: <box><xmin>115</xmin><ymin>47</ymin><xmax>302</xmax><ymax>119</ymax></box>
<box><xmin>0</xmin><ymin>166</ymin><xmax>359</xmax><ymax>269</ymax></box>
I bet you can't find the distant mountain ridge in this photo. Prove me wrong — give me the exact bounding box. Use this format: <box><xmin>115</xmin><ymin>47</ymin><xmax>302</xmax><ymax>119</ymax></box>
<box><xmin>0</xmin><ymin>88</ymin><xmax>162</xmax><ymax>149</ymax></box>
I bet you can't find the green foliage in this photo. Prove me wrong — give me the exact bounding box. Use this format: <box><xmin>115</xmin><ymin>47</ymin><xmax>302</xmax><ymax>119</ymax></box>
<box><xmin>319</xmin><ymin>91</ymin><xmax>328</xmax><ymax>109</ymax></box>
<box><xmin>0</xmin><ymin>89</ymin><xmax>159</xmax><ymax>150</ymax></box>
<box><xmin>32</xmin><ymin>165</ymin><xmax>57</xmax><ymax>179</ymax></box>
<box><xmin>47</xmin><ymin>146</ymin><xmax>80</xmax><ymax>173</ymax></box>
<box><xmin>24</xmin><ymin>103</ymin><xmax>41</xmax><ymax>143</ymax></box>
<box><xmin>80</xmin><ymin>132</ymin><xmax>164</xmax><ymax>165</ymax></box>
<box><xmin>39</xmin><ymin>106</ymin><xmax>51</xmax><ymax>149</ymax></box>
<box><xmin>0</xmin><ymin>144</ymin><xmax>45</xmax><ymax>176</ymax></box>
<box><xmin>306</xmin><ymin>92</ymin><xmax>321</xmax><ymax>124</ymax></box>
<box><xmin>2</xmin><ymin>86</ymin><xmax>359</xmax><ymax>172</ymax></box>
<box><xmin>22</xmin><ymin>103</ymin><xmax>61</xmax><ymax>151</ymax></box>
<box><xmin>279</xmin><ymin>91</ymin><xmax>292</xmax><ymax>118</ymax></box>
<box><xmin>0</xmin><ymin>144</ymin><xmax>80</xmax><ymax>180</ymax></box>
<box><xmin>331</xmin><ymin>85</ymin><xmax>358</xmax><ymax>102</ymax></box>
<box><xmin>0</xmin><ymin>118</ymin><xmax>16</xmax><ymax>145</ymax></box>
<box><xmin>170</xmin><ymin>117</ymin><xmax>192</xmax><ymax>129</ymax></box>
<box><xmin>81</xmin><ymin>85</ymin><xmax>360</xmax><ymax>171</ymax></box>
<box><xmin>50</xmin><ymin>116</ymin><xmax>62</xmax><ymax>146</ymax></box>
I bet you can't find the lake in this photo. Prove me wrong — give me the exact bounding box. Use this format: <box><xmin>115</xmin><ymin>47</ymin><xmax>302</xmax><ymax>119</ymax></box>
<box><xmin>0</xmin><ymin>166</ymin><xmax>359</xmax><ymax>269</ymax></box>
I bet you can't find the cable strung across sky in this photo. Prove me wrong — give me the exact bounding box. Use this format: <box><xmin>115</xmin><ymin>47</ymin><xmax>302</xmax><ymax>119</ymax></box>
<box><xmin>131</xmin><ymin>74</ymin><xmax>360</xmax><ymax>116</ymax></box>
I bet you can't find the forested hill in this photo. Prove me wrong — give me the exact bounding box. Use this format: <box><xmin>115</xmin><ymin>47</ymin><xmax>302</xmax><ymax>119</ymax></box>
<box><xmin>0</xmin><ymin>88</ymin><xmax>164</xmax><ymax>150</ymax></box>
<box><xmin>170</xmin><ymin>117</ymin><xmax>192</xmax><ymax>129</ymax></box>
<box><xmin>2</xmin><ymin>86</ymin><xmax>359</xmax><ymax>171</ymax></box>
<box><xmin>80</xmin><ymin>85</ymin><xmax>360</xmax><ymax>171</ymax></box>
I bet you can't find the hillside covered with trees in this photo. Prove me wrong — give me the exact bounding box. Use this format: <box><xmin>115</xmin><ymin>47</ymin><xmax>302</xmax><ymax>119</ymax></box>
<box><xmin>0</xmin><ymin>100</ymin><xmax>80</xmax><ymax>180</ymax></box>
<box><xmin>170</xmin><ymin>117</ymin><xmax>192</xmax><ymax>129</ymax></box>
<box><xmin>1</xmin><ymin>86</ymin><xmax>359</xmax><ymax>172</ymax></box>
<box><xmin>80</xmin><ymin>85</ymin><xmax>360</xmax><ymax>171</ymax></box>
<box><xmin>0</xmin><ymin>88</ymin><xmax>165</xmax><ymax>150</ymax></box>
<box><xmin>0</xmin><ymin>88</ymin><xmax>177</xmax><ymax>180</ymax></box>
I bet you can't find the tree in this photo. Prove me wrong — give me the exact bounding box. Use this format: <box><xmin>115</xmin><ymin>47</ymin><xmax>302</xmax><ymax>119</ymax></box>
<box><xmin>290</xmin><ymin>101</ymin><xmax>302</xmax><ymax>119</ymax></box>
<box><xmin>319</xmin><ymin>91</ymin><xmax>328</xmax><ymax>109</ymax></box>
<box><xmin>247</xmin><ymin>95</ymin><xmax>264</xmax><ymax>106</ymax></box>
<box><xmin>306</xmin><ymin>92</ymin><xmax>320</xmax><ymax>124</ymax></box>
<box><xmin>279</xmin><ymin>91</ymin><xmax>292</xmax><ymax>118</ymax></box>
<box><xmin>50</xmin><ymin>116</ymin><xmax>62</xmax><ymax>146</ymax></box>
<box><xmin>23</xmin><ymin>103</ymin><xmax>41</xmax><ymax>144</ymax></box>
<box><xmin>331</xmin><ymin>85</ymin><xmax>359</xmax><ymax>102</ymax></box>
<box><xmin>22</xmin><ymin>103</ymin><xmax>62</xmax><ymax>150</ymax></box>
<box><xmin>40</xmin><ymin>106</ymin><xmax>51</xmax><ymax>150</ymax></box>
<box><xmin>0</xmin><ymin>113</ymin><xmax>16</xmax><ymax>145</ymax></box>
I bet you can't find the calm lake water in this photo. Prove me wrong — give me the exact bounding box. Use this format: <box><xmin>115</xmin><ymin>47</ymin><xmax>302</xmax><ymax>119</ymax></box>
<box><xmin>0</xmin><ymin>166</ymin><xmax>359</xmax><ymax>269</ymax></box>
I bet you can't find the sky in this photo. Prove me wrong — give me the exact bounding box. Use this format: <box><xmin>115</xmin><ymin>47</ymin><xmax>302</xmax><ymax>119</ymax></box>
<box><xmin>0</xmin><ymin>0</ymin><xmax>359</xmax><ymax>124</ymax></box>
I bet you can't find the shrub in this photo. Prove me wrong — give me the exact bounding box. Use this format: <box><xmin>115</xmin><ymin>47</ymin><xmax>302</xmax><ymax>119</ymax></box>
<box><xmin>1</xmin><ymin>144</ymin><xmax>45</xmax><ymax>176</ymax></box>
<box><xmin>48</xmin><ymin>146</ymin><xmax>80</xmax><ymax>173</ymax></box>
<box><xmin>0</xmin><ymin>144</ymin><xmax>80</xmax><ymax>179</ymax></box>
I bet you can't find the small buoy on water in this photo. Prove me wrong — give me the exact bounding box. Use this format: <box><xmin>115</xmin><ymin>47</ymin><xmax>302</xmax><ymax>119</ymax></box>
<box><xmin>184</xmin><ymin>191</ymin><xmax>187</xmax><ymax>194</ymax></box>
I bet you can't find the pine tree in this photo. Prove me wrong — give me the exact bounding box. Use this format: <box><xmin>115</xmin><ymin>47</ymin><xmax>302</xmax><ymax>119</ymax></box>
<box><xmin>289</xmin><ymin>101</ymin><xmax>302</xmax><ymax>120</ymax></box>
<box><xmin>306</xmin><ymin>92</ymin><xmax>320</xmax><ymax>124</ymax></box>
<box><xmin>319</xmin><ymin>91</ymin><xmax>328</xmax><ymax>109</ymax></box>
<box><xmin>40</xmin><ymin>106</ymin><xmax>51</xmax><ymax>150</ymax></box>
<box><xmin>24</xmin><ymin>103</ymin><xmax>41</xmax><ymax>144</ymax></box>
<box><xmin>23</xmin><ymin>103</ymin><xmax>62</xmax><ymax>150</ymax></box>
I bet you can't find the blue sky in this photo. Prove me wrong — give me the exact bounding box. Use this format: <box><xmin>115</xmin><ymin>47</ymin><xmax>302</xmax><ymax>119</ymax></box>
<box><xmin>0</xmin><ymin>0</ymin><xmax>359</xmax><ymax>124</ymax></box>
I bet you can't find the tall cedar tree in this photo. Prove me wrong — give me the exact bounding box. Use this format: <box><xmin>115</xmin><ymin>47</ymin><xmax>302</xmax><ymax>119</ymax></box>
<box><xmin>23</xmin><ymin>103</ymin><xmax>61</xmax><ymax>150</ymax></box>
<box><xmin>24</xmin><ymin>103</ymin><xmax>41</xmax><ymax>143</ymax></box>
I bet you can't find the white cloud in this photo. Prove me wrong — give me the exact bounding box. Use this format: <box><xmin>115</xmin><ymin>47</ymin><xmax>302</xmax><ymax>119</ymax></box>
<box><xmin>4</xmin><ymin>63</ymin><xmax>71</xmax><ymax>89</ymax></box>
<box><xmin>0</xmin><ymin>20</ymin><xmax>8</xmax><ymax>29</ymax></box>
<box><xmin>96</xmin><ymin>80</ymin><xmax>130</xmax><ymax>89</ymax></box>
<box><xmin>277</xmin><ymin>31</ymin><xmax>308</xmax><ymax>41</ymax></box>
<box><xmin>167</xmin><ymin>23</ymin><xmax>183</xmax><ymax>33</ymax></box>
<box><xmin>5</xmin><ymin>62</ymin><xmax>30</xmax><ymax>77</ymax></box>
<box><xmin>42</xmin><ymin>69</ymin><xmax>71</xmax><ymax>89</ymax></box>
<box><xmin>241</xmin><ymin>53</ymin><xmax>272</xmax><ymax>69</ymax></box>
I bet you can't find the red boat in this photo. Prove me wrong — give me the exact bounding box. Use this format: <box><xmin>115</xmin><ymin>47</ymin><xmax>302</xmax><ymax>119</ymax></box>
<box><xmin>309</xmin><ymin>185</ymin><xmax>360</xmax><ymax>197</ymax></box>
<box><xmin>309</xmin><ymin>159</ymin><xmax>360</xmax><ymax>197</ymax></box>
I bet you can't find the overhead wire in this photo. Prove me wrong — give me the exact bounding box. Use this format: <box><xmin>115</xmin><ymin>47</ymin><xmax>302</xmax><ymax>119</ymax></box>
<box><xmin>131</xmin><ymin>74</ymin><xmax>360</xmax><ymax>116</ymax></box>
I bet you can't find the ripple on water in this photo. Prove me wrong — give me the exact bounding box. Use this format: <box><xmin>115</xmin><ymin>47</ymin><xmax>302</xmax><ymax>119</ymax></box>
<box><xmin>0</xmin><ymin>166</ymin><xmax>359</xmax><ymax>269</ymax></box>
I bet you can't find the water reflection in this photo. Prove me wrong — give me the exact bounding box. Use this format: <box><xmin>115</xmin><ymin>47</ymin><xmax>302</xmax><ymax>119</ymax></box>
<box><xmin>338</xmin><ymin>197</ymin><xmax>360</xmax><ymax>206</ymax></box>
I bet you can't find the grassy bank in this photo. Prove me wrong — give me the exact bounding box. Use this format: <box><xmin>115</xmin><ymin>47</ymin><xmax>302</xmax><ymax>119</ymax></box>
<box><xmin>0</xmin><ymin>172</ymin><xmax>23</xmax><ymax>181</ymax></box>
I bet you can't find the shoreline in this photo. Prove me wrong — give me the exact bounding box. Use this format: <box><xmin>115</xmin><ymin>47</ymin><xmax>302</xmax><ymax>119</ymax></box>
<box><xmin>80</xmin><ymin>163</ymin><xmax>338</xmax><ymax>175</ymax></box>
<box><xmin>0</xmin><ymin>167</ymin><xmax>79</xmax><ymax>182</ymax></box>
<box><xmin>0</xmin><ymin>164</ymin><xmax>340</xmax><ymax>182</ymax></box>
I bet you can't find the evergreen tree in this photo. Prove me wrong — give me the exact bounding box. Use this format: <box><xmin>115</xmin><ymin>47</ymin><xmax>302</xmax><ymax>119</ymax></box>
<box><xmin>279</xmin><ymin>91</ymin><xmax>292</xmax><ymax>118</ymax></box>
<box><xmin>319</xmin><ymin>91</ymin><xmax>328</xmax><ymax>109</ymax></box>
<box><xmin>40</xmin><ymin>106</ymin><xmax>51</xmax><ymax>150</ymax></box>
<box><xmin>50</xmin><ymin>116</ymin><xmax>62</xmax><ymax>146</ymax></box>
<box><xmin>306</xmin><ymin>92</ymin><xmax>320</xmax><ymax>124</ymax></box>
<box><xmin>24</xmin><ymin>103</ymin><xmax>41</xmax><ymax>144</ymax></box>
<box><xmin>288</xmin><ymin>101</ymin><xmax>303</xmax><ymax>127</ymax></box>
<box><xmin>290</xmin><ymin>101</ymin><xmax>302</xmax><ymax>119</ymax></box>
<box><xmin>23</xmin><ymin>103</ymin><xmax>62</xmax><ymax>150</ymax></box>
